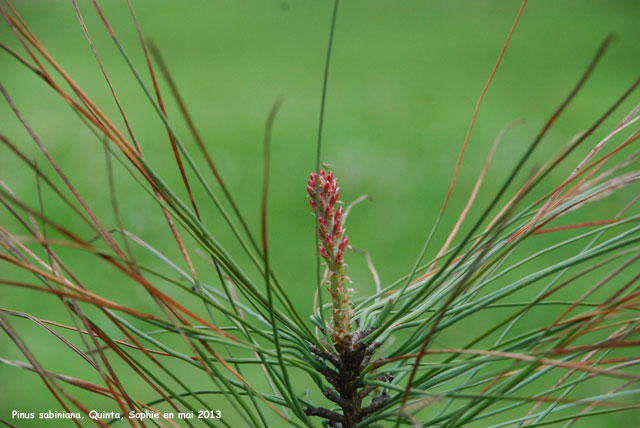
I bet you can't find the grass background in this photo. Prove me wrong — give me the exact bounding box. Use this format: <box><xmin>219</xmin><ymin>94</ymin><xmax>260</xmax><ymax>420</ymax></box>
<box><xmin>1</xmin><ymin>0</ymin><xmax>639</xmax><ymax>426</ymax></box>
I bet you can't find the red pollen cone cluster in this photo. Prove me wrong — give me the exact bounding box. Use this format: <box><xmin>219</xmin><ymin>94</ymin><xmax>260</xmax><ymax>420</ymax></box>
<box><xmin>307</xmin><ymin>170</ymin><xmax>352</xmax><ymax>345</ymax></box>
<box><xmin>307</xmin><ymin>171</ymin><xmax>349</xmax><ymax>266</ymax></box>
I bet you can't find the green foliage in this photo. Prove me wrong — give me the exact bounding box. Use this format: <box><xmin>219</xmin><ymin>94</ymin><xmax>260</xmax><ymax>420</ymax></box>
<box><xmin>1</xmin><ymin>1</ymin><xmax>639</xmax><ymax>427</ymax></box>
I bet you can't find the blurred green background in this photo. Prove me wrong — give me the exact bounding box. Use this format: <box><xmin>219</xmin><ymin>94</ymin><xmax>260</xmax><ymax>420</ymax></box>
<box><xmin>1</xmin><ymin>1</ymin><xmax>639</xmax><ymax>426</ymax></box>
